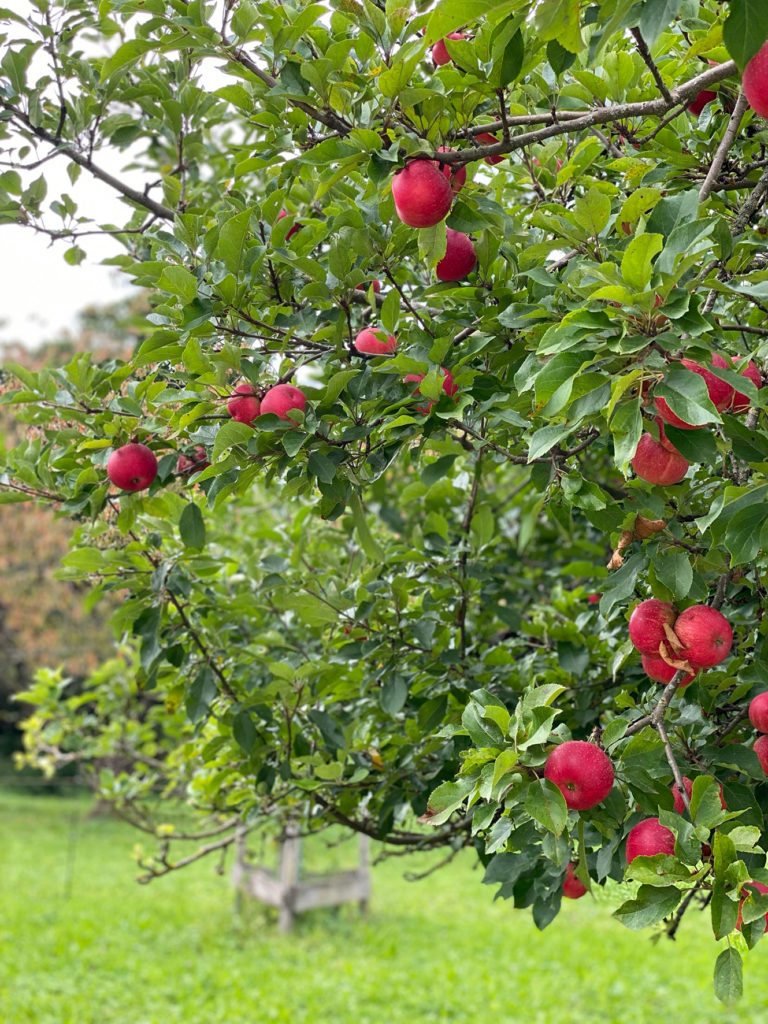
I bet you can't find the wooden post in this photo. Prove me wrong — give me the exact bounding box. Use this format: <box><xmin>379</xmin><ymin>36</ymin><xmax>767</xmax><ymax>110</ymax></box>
<box><xmin>277</xmin><ymin>826</ymin><xmax>300</xmax><ymax>933</ymax></box>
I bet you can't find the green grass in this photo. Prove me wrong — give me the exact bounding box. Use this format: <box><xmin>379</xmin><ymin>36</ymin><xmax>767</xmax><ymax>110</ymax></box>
<box><xmin>2</xmin><ymin>790</ymin><xmax>768</xmax><ymax>1024</ymax></box>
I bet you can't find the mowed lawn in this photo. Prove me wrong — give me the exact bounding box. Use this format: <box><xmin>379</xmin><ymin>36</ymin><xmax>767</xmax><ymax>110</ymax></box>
<box><xmin>2</xmin><ymin>789</ymin><xmax>768</xmax><ymax>1024</ymax></box>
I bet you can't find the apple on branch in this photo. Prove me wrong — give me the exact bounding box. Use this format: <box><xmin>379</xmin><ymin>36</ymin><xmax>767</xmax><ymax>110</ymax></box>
<box><xmin>562</xmin><ymin>862</ymin><xmax>587</xmax><ymax>899</ymax></box>
<box><xmin>354</xmin><ymin>327</ymin><xmax>397</xmax><ymax>355</ymax></box>
<box><xmin>748</xmin><ymin>692</ymin><xmax>768</xmax><ymax>733</ymax></box>
<box><xmin>392</xmin><ymin>160</ymin><xmax>453</xmax><ymax>228</ymax></box>
<box><xmin>625</xmin><ymin>818</ymin><xmax>676</xmax><ymax>863</ymax></box>
<box><xmin>543</xmin><ymin>740</ymin><xmax>614</xmax><ymax>810</ymax></box>
<box><xmin>628</xmin><ymin>598</ymin><xmax>678</xmax><ymax>656</ymax></box>
<box><xmin>107</xmin><ymin>442</ymin><xmax>158</xmax><ymax>492</ymax></box>
<box><xmin>743</xmin><ymin>41</ymin><xmax>768</xmax><ymax>118</ymax></box>
<box><xmin>227</xmin><ymin>382</ymin><xmax>261</xmax><ymax>425</ymax></box>
<box><xmin>631</xmin><ymin>423</ymin><xmax>689</xmax><ymax>485</ymax></box>
<box><xmin>404</xmin><ymin>367</ymin><xmax>458</xmax><ymax>415</ymax></box>
<box><xmin>673</xmin><ymin>605</ymin><xmax>732</xmax><ymax>669</ymax></box>
<box><xmin>433</xmin><ymin>148</ymin><xmax>467</xmax><ymax>194</ymax></box>
<box><xmin>436</xmin><ymin>228</ymin><xmax>476</xmax><ymax>282</ymax></box>
<box><xmin>432</xmin><ymin>33</ymin><xmax>464</xmax><ymax>67</ymax></box>
<box><xmin>260</xmin><ymin>383</ymin><xmax>307</xmax><ymax>421</ymax></box>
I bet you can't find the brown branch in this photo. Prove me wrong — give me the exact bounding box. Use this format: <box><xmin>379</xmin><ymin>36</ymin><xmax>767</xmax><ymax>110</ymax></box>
<box><xmin>699</xmin><ymin>91</ymin><xmax>749</xmax><ymax>203</ymax></box>
<box><xmin>630</xmin><ymin>27</ymin><xmax>673</xmax><ymax>105</ymax></box>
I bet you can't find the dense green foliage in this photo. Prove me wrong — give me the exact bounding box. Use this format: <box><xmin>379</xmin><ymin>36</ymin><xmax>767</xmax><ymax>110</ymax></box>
<box><xmin>4</xmin><ymin>789</ymin><xmax>768</xmax><ymax>1024</ymax></box>
<box><xmin>4</xmin><ymin>0</ymin><xmax>768</xmax><ymax>1003</ymax></box>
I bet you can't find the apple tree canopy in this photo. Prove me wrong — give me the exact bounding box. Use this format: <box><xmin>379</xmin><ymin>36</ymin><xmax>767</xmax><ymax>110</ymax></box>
<box><xmin>4</xmin><ymin>0</ymin><xmax>768</xmax><ymax>1004</ymax></box>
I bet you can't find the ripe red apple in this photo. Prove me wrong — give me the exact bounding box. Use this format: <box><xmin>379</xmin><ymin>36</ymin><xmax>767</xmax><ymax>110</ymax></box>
<box><xmin>474</xmin><ymin>132</ymin><xmax>503</xmax><ymax>165</ymax></box>
<box><xmin>436</xmin><ymin>228</ymin><xmax>476</xmax><ymax>282</ymax></box>
<box><xmin>671</xmin><ymin>776</ymin><xmax>726</xmax><ymax>815</ymax></box>
<box><xmin>107</xmin><ymin>442</ymin><xmax>158</xmax><ymax>492</ymax></box>
<box><xmin>277</xmin><ymin>209</ymin><xmax>301</xmax><ymax>240</ymax></box>
<box><xmin>749</xmin><ymin>692</ymin><xmax>768</xmax><ymax>733</ymax></box>
<box><xmin>563</xmin><ymin>862</ymin><xmax>587</xmax><ymax>899</ymax></box>
<box><xmin>432</xmin><ymin>32</ymin><xmax>463</xmax><ymax>67</ymax></box>
<box><xmin>743</xmin><ymin>41</ymin><xmax>768</xmax><ymax>117</ymax></box>
<box><xmin>433</xmin><ymin>148</ymin><xmax>467</xmax><ymax>194</ymax></box>
<box><xmin>653</xmin><ymin>393</ymin><xmax>702</xmax><ymax>429</ymax></box>
<box><xmin>629</xmin><ymin>598</ymin><xmax>678</xmax><ymax>656</ymax></box>
<box><xmin>260</xmin><ymin>383</ymin><xmax>307</xmax><ymax>420</ymax></box>
<box><xmin>587</xmin><ymin>593</ymin><xmax>601</xmax><ymax>605</ymax></box>
<box><xmin>404</xmin><ymin>367</ymin><xmax>458</xmax><ymax>414</ymax></box>
<box><xmin>626</xmin><ymin>818</ymin><xmax>676</xmax><ymax>864</ymax></box>
<box><xmin>737</xmin><ymin>881</ymin><xmax>768</xmax><ymax>931</ymax></box>
<box><xmin>355</xmin><ymin>280</ymin><xmax>381</xmax><ymax>294</ymax></box>
<box><xmin>754</xmin><ymin>735</ymin><xmax>768</xmax><ymax>774</ymax></box>
<box><xmin>392</xmin><ymin>160</ymin><xmax>453</xmax><ymax>228</ymax></box>
<box><xmin>673</xmin><ymin>605</ymin><xmax>732</xmax><ymax>668</ymax></box>
<box><xmin>684</xmin><ymin>355</ymin><xmax>733</xmax><ymax>412</ymax></box>
<box><xmin>543</xmin><ymin>740</ymin><xmax>614</xmax><ymax>810</ymax></box>
<box><xmin>631</xmin><ymin>429</ymin><xmax>689</xmax><ymax>485</ymax></box>
<box><xmin>176</xmin><ymin>445</ymin><xmax>209</xmax><ymax>476</ymax></box>
<box><xmin>729</xmin><ymin>358</ymin><xmax>762</xmax><ymax>413</ymax></box>
<box><xmin>642</xmin><ymin>653</ymin><xmax>697</xmax><ymax>688</ymax></box>
<box><xmin>354</xmin><ymin>327</ymin><xmax>397</xmax><ymax>355</ymax></box>
<box><xmin>687</xmin><ymin>89</ymin><xmax>717</xmax><ymax>116</ymax></box>
<box><xmin>227</xmin><ymin>382</ymin><xmax>261</xmax><ymax>425</ymax></box>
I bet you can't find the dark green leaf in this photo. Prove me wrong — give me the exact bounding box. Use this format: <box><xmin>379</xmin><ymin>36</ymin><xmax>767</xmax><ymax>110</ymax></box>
<box><xmin>179</xmin><ymin>503</ymin><xmax>206</xmax><ymax>550</ymax></box>
<box><xmin>713</xmin><ymin>947</ymin><xmax>742</xmax><ymax>1006</ymax></box>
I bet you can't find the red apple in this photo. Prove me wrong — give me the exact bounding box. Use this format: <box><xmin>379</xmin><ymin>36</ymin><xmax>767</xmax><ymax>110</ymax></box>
<box><xmin>354</xmin><ymin>327</ymin><xmax>397</xmax><ymax>355</ymax></box>
<box><xmin>673</xmin><ymin>605</ymin><xmax>732</xmax><ymax>668</ymax></box>
<box><xmin>626</xmin><ymin>818</ymin><xmax>676</xmax><ymax>863</ymax></box>
<box><xmin>631</xmin><ymin>430</ymin><xmax>689</xmax><ymax>485</ymax></box>
<box><xmin>107</xmin><ymin>442</ymin><xmax>158</xmax><ymax>492</ymax></box>
<box><xmin>671</xmin><ymin>776</ymin><xmax>726</xmax><ymax>815</ymax></box>
<box><xmin>176</xmin><ymin>445</ymin><xmax>209</xmax><ymax>476</ymax></box>
<box><xmin>392</xmin><ymin>161</ymin><xmax>453</xmax><ymax>228</ymax></box>
<box><xmin>355</xmin><ymin>280</ymin><xmax>382</xmax><ymax>294</ymax></box>
<box><xmin>754</xmin><ymin>735</ymin><xmax>768</xmax><ymax>774</ymax></box>
<box><xmin>563</xmin><ymin>862</ymin><xmax>587</xmax><ymax>899</ymax></box>
<box><xmin>436</xmin><ymin>228</ymin><xmax>476</xmax><ymax>282</ymax></box>
<box><xmin>743</xmin><ymin>41</ymin><xmax>768</xmax><ymax>117</ymax></box>
<box><xmin>629</xmin><ymin>598</ymin><xmax>678</xmax><ymax>656</ymax></box>
<box><xmin>687</xmin><ymin>89</ymin><xmax>717</xmax><ymax>116</ymax></box>
<box><xmin>433</xmin><ymin>148</ymin><xmax>467</xmax><ymax>194</ymax></box>
<box><xmin>642</xmin><ymin>653</ymin><xmax>697</xmax><ymax>688</ymax></box>
<box><xmin>543</xmin><ymin>740</ymin><xmax>614</xmax><ymax>810</ymax></box>
<box><xmin>683</xmin><ymin>355</ymin><xmax>733</xmax><ymax>412</ymax></box>
<box><xmin>729</xmin><ymin>358</ymin><xmax>762</xmax><ymax>413</ymax></box>
<box><xmin>277</xmin><ymin>208</ymin><xmax>301</xmax><ymax>240</ymax></box>
<box><xmin>227</xmin><ymin>382</ymin><xmax>261</xmax><ymax>425</ymax></box>
<box><xmin>737</xmin><ymin>876</ymin><xmax>768</xmax><ymax>933</ymax></box>
<box><xmin>587</xmin><ymin>594</ymin><xmax>601</xmax><ymax>605</ymax></box>
<box><xmin>404</xmin><ymin>367</ymin><xmax>458</xmax><ymax>414</ymax></box>
<box><xmin>432</xmin><ymin>32</ymin><xmax>464</xmax><ymax>67</ymax></box>
<box><xmin>474</xmin><ymin>131</ymin><xmax>504</xmax><ymax>165</ymax></box>
<box><xmin>749</xmin><ymin>692</ymin><xmax>768</xmax><ymax>733</ymax></box>
<box><xmin>260</xmin><ymin>383</ymin><xmax>307</xmax><ymax>421</ymax></box>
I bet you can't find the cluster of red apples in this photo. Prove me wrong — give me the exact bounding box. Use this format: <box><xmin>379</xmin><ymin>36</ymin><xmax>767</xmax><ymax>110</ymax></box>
<box><xmin>629</xmin><ymin>597</ymin><xmax>732</xmax><ymax>686</ymax></box>
<box><xmin>632</xmin><ymin>353</ymin><xmax>762</xmax><ymax>485</ymax></box>
<box><xmin>106</xmin><ymin>382</ymin><xmax>307</xmax><ymax>492</ymax></box>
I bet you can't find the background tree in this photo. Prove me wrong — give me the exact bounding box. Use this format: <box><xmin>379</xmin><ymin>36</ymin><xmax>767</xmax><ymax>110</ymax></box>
<box><xmin>3</xmin><ymin>0</ymin><xmax>768</xmax><ymax>1004</ymax></box>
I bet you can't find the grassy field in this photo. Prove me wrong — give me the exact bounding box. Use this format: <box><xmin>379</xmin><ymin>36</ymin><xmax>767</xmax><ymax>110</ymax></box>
<box><xmin>2</xmin><ymin>789</ymin><xmax>768</xmax><ymax>1024</ymax></box>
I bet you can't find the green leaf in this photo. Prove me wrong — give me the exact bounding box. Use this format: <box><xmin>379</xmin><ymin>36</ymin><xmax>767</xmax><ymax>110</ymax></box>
<box><xmin>349</xmin><ymin>492</ymin><xmax>384</xmax><ymax>561</ymax></box>
<box><xmin>723</xmin><ymin>0</ymin><xmax>768</xmax><ymax>71</ymax></box>
<box><xmin>233</xmin><ymin>710</ymin><xmax>257</xmax><ymax>753</ymax></box>
<box><xmin>426</xmin><ymin>776</ymin><xmax>476</xmax><ymax>825</ymax></box>
<box><xmin>655</xmin><ymin>368</ymin><xmax>721</xmax><ymax>427</ymax></box>
<box><xmin>573</xmin><ymin>188</ymin><xmax>611</xmax><ymax>237</ymax></box>
<box><xmin>713</xmin><ymin>947</ymin><xmax>743</xmax><ymax>1006</ymax></box>
<box><xmin>421</xmin><ymin>454</ymin><xmax>457</xmax><ymax>485</ymax></box>
<box><xmin>212</xmin><ymin>420</ymin><xmax>254</xmax><ymax>460</ymax></box>
<box><xmin>380</xmin><ymin>676</ymin><xmax>408</xmax><ymax>716</ymax></box>
<box><xmin>419</xmin><ymin>221</ymin><xmax>448</xmax><ymax>267</ymax></box>
<box><xmin>527</xmin><ymin>425</ymin><xmax>573</xmax><ymax>462</ymax></box>
<box><xmin>533</xmin><ymin>0</ymin><xmax>582</xmax><ymax>53</ymax></box>
<box><xmin>613</xmin><ymin>884</ymin><xmax>681</xmax><ymax>929</ymax></box>
<box><xmin>638</xmin><ymin>0</ymin><xmax>682</xmax><ymax>48</ymax></box>
<box><xmin>425</xmin><ymin>0</ymin><xmax>514</xmax><ymax>42</ymax></box>
<box><xmin>498</xmin><ymin>30</ymin><xmax>524</xmax><ymax>87</ymax></box>
<box><xmin>215</xmin><ymin>210</ymin><xmax>251</xmax><ymax>273</ymax></box>
<box><xmin>653</xmin><ymin>550</ymin><xmax>692</xmax><ymax>601</ymax></box>
<box><xmin>621</xmin><ymin>233</ymin><xmax>663</xmax><ymax>291</ymax></box>
<box><xmin>524</xmin><ymin>779</ymin><xmax>567</xmax><ymax>837</ymax></box>
<box><xmin>159</xmin><ymin>265</ymin><xmax>198</xmax><ymax>305</ymax></box>
<box><xmin>179</xmin><ymin>503</ymin><xmax>206</xmax><ymax>550</ymax></box>
<box><xmin>307</xmin><ymin>451</ymin><xmax>337</xmax><ymax>484</ymax></box>
<box><xmin>185</xmin><ymin>667</ymin><xmax>217</xmax><ymax>723</ymax></box>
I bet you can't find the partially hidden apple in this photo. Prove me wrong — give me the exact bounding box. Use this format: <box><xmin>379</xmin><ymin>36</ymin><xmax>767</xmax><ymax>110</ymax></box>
<box><xmin>654</xmin><ymin>356</ymin><xmax>731</xmax><ymax>427</ymax></box>
<box><xmin>436</xmin><ymin>228</ymin><xmax>476</xmax><ymax>282</ymax></box>
<box><xmin>563</xmin><ymin>862</ymin><xmax>587</xmax><ymax>899</ymax></box>
<box><xmin>277</xmin><ymin>208</ymin><xmax>301</xmax><ymax>240</ymax></box>
<box><xmin>631</xmin><ymin>427</ymin><xmax>689</xmax><ymax>485</ymax></box>
<box><xmin>433</xmin><ymin>148</ymin><xmax>467</xmax><ymax>194</ymax></box>
<box><xmin>673</xmin><ymin>605</ymin><xmax>732</xmax><ymax>668</ymax></box>
<box><xmin>404</xmin><ymin>367</ymin><xmax>458</xmax><ymax>414</ymax></box>
<box><xmin>754</xmin><ymin>734</ymin><xmax>768</xmax><ymax>775</ymax></box>
<box><xmin>642</xmin><ymin>653</ymin><xmax>697</xmax><ymax>688</ymax></box>
<box><xmin>227</xmin><ymin>382</ymin><xmax>261</xmax><ymax>425</ymax></box>
<box><xmin>176</xmin><ymin>445</ymin><xmax>209</xmax><ymax>476</ymax></box>
<box><xmin>543</xmin><ymin>740</ymin><xmax>614</xmax><ymax>810</ymax></box>
<box><xmin>354</xmin><ymin>327</ymin><xmax>397</xmax><ymax>355</ymax></box>
<box><xmin>355</xmin><ymin>280</ymin><xmax>381</xmax><ymax>294</ymax></box>
<box><xmin>432</xmin><ymin>33</ymin><xmax>464</xmax><ymax>67</ymax></box>
<box><xmin>625</xmin><ymin>818</ymin><xmax>676</xmax><ymax>864</ymax></box>
<box><xmin>671</xmin><ymin>776</ymin><xmax>726</xmax><ymax>815</ymax></box>
<box><xmin>737</xmin><ymin>881</ymin><xmax>768</xmax><ymax>932</ymax></box>
<box><xmin>392</xmin><ymin>160</ymin><xmax>453</xmax><ymax>228</ymax></box>
<box><xmin>749</xmin><ymin>692</ymin><xmax>768</xmax><ymax>733</ymax></box>
<box><xmin>743</xmin><ymin>41</ymin><xmax>768</xmax><ymax>118</ymax></box>
<box><xmin>687</xmin><ymin>89</ymin><xmax>717</xmax><ymax>116</ymax></box>
<box><xmin>260</xmin><ymin>383</ymin><xmax>307</xmax><ymax>421</ymax></box>
<box><xmin>629</xmin><ymin>598</ymin><xmax>678</xmax><ymax>655</ymax></box>
<box><xmin>729</xmin><ymin>357</ymin><xmax>762</xmax><ymax>413</ymax></box>
<box><xmin>474</xmin><ymin>131</ymin><xmax>504</xmax><ymax>165</ymax></box>
<box><xmin>107</xmin><ymin>442</ymin><xmax>158</xmax><ymax>492</ymax></box>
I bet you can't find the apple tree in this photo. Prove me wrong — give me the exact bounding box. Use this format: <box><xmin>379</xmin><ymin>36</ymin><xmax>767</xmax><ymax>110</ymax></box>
<box><xmin>5</xmin><ymin>0</ymin><xmax>768</xmax><ymax>1003</ymax></box>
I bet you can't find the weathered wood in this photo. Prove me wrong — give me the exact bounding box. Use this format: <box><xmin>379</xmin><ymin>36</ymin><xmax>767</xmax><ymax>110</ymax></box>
<box><xmin>232</xmin><ymin>828</ymin><xmax>371</xmax><ymax>931</ymax></box>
